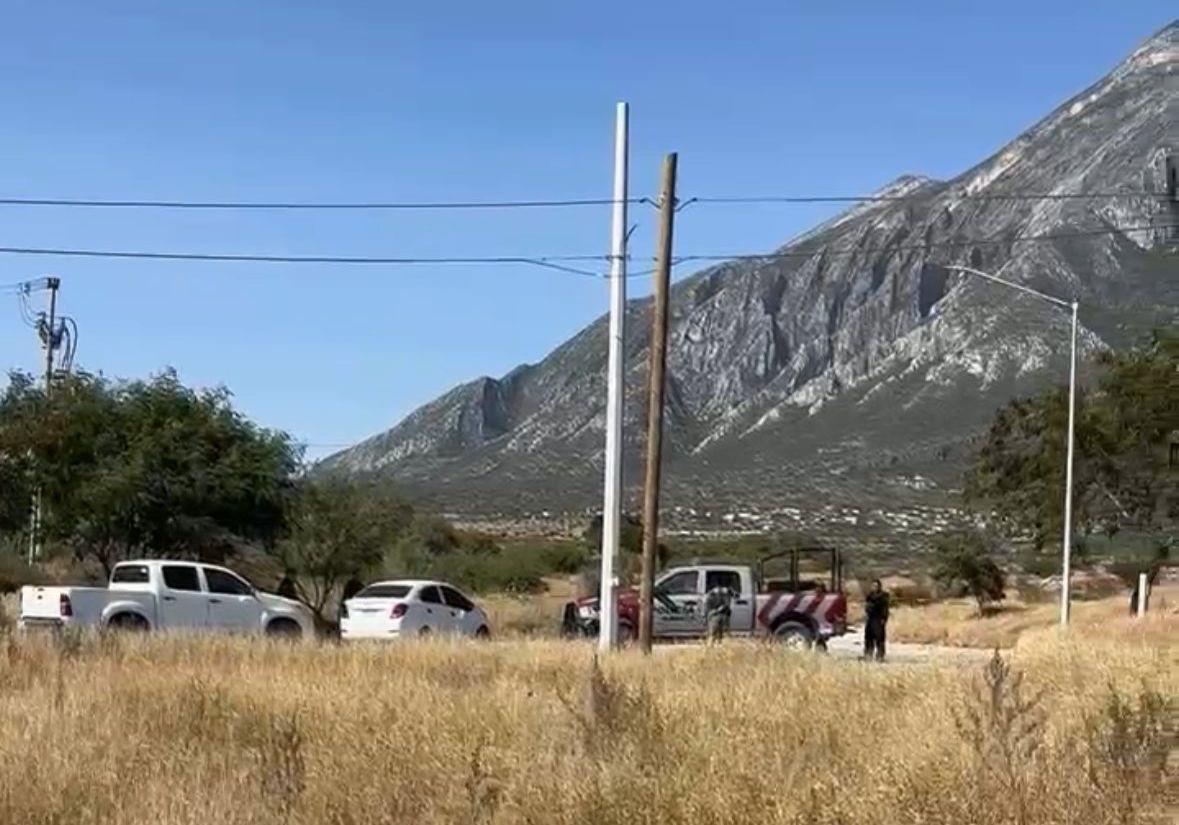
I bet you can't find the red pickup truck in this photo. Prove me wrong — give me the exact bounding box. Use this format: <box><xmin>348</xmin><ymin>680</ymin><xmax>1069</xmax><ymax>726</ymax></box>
<box><xmin>564</xmin><ymin>548</ymin><xmax>848</xmax><ymax>648</ymax></box>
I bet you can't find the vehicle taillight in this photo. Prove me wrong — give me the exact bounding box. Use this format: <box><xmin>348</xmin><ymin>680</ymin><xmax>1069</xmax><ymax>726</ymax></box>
<box><xmin>59</xmin><ymin>594</ymin><xmax>73</xmax><ymax>618</ymax></box>
<box><xmin>390</xmin><ymin>603</ymin><xmax>407</xmax><ymax>619</ymax></box>
<box><xmin>339</xmin><ymin>603</ymin><xmax>349</xmax><ymax>620</ymax></box>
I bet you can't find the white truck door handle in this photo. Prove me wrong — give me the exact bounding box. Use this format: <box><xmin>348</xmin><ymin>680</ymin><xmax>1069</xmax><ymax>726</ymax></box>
<box><xmin>209</xmin><ymin>598</ymin><xmax>222</xmax><ymax>604</ymax></box>
<box><xmin>162</xmin><ymin>596</ymin><xmax>176</xmax><ymax>602</ymax></box>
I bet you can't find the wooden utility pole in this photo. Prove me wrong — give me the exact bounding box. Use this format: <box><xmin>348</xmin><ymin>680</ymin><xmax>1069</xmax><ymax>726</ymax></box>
<box><xmin>638</xmin><ymin>153</ymin><xmax>678</xmax><ymax>654</ymax></box>
<box><xmin>28</xmin><ymin>276</ymin><xmax>60</xmax><ymax>564</ymax></box>
<box><xmin>43</xmin><ymin>277</ymin><xmax>60</xmax><ymax>397</ymax></box>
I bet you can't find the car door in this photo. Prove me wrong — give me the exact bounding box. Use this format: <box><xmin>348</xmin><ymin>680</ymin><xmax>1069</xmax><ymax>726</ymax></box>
<box><xmin>440</xmin><ymin>585</ymin><xmax>482</xmax><ymax>636</ymax></box>
<box><xmin>652</xmin><ymin>569</ymin><xmax>704</xmax><ymax>637</ymax></box>
<box><xmin>157</xmin><ymin>564</ymin><xmax>209</xmax><ymax>629</ymax></box>
<box><xmin>705</xmin><ymin>569</ymin><xmax>752</xmax><ymax>633</ymax></box>
<box><xmin>203</xmin><ymin>566</ymin><xmax>264</xmax><ymax>632</ymax></box>
<box><xmin>416</xmin><ymin>585</ymin><xmax>451</xmax><ymax>634</ymax></box>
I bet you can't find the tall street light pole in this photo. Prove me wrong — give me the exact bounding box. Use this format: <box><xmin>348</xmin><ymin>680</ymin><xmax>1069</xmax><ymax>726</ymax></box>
<box><xmin>945</xmin><ymin>265</ymin><xmax>1078</xmax><ymax>627</ymax></box>
<box><xmin>599</xmin><ymin>102</ymin><xmax>629</xmax><ymax>652</ymax></box>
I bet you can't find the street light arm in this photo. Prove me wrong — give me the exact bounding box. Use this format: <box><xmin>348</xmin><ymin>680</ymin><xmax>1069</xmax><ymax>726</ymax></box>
<box><xmin>945</xmin><ymin>265</ymin><xmax>1074</xmax><ymax>310</ymax></box>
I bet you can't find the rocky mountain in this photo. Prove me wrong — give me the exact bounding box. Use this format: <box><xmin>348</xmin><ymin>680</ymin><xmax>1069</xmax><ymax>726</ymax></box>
<box><xmin>321</xmin><ymin>23</ymin><xmax>1178</xmax><ymax>539</ymax></box>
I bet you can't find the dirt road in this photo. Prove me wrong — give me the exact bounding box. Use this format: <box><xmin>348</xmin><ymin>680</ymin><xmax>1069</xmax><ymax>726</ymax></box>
<box><xmin>825</xmin><ymin>627</ymin><xmax>993</xmax><ymax>664</ymax></box>
<box><xmin>652</xmin><ymin>628</ymin><xmax>994</xmax><ymax>665</ymax></box>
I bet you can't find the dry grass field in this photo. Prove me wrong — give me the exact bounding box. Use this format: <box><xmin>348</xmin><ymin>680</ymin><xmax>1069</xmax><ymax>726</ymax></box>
<box><xmin>0</xmin><ymin>609</ymin><xmax>1175</xmax><ymax>825</ymax></box>
<box><xmin>888</xmin><ymin>587</ymin><xmax>1179</xmax><ymax>650</ymax></box>
<box><xmin>886</xmin><ymin>579</ymin><xmax>1179</xmax><ymax>650</ymax></box>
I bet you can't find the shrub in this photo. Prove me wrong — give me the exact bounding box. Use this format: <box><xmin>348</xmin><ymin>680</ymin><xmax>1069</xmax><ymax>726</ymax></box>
<box><xmin>933</xmin><ymin>530</ymin><xmax>1008</xmax><ymax>613</ymax></box>
<box><xmin>0</xmin><ymin>551</ymin><xmax>45</xmax><ymax>593</ymax></box>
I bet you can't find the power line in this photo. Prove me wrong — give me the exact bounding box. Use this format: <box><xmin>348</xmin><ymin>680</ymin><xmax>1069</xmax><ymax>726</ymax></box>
<box><xmin>670</xmin><ymin>223</ymin><xmax>1177</xmax><ymax>266</ymax></box>
<box><xmin>685</xmin><ymin>191</ymin><xmax>1171</xmax><ymax>206</ymax></box>
<box><xmin>0</xmin><ymin>190</ymin><xmax>1166</xmax><ymax>212</ymax></box>
<box><xmin>0</xmin><ymin>195</ymin><xmax>651</xmax><ymax>210</ymax></box>
<box><xmin>0</xmin><ymin>223</ymin><xmax>1169</xmax><ymax>278</ymax></box>
<box><xmin>0</xmin><ymin>246</ymin><xmax>609</xmax><ymax>278</ymax></box>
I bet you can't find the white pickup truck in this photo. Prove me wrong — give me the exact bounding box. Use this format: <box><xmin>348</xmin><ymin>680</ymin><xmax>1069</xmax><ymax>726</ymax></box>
<box><xmin>19</xmin><ymin>560</ymin><xmax>314</xmax><ymax>638</ymax></box>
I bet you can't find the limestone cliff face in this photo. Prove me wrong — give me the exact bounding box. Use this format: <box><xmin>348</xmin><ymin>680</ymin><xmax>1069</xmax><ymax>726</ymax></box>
<box><xmin>321</xmin><ymin>23</ymin><xmax>1178</xmax><ymax>524</ymax></box>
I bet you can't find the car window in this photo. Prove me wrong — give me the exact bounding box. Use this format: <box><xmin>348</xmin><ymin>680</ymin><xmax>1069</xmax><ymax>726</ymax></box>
<box><xmin>441</xmin><ymin>586</ymin><xmax>475</xmax><ymax>612</ymax></box>
<box><xmin>161</xmin><ymin>565</ymin><xmax>201</xmax><ymax>592</ymax></box>
<box><xmin>356</xmin><ymin>584</ymin><xmax>411</xmax><ymax>599</ymax></box>
<box><xmin>706</xmin><ymin>570</ymin><xmax>744</xmax><ymax>596</ymax></box>
<box><xmin>203</xmin><ymin>568</ymin><xmax>254</xmax><ymax>596</ymax></box>
<box><xmin>418</xmin><ymin>586</ymin><xmax>444</xmax><ymax>605</ymax></box>
<box><xmin>656</xmin><ymin>570</ymin><xmax>700</xmax><ymax>595</ymax></box>
<box><xmin>111</xmin><ymin>564</ymin><xmax>150</xmax><ymax>584</ymax></box>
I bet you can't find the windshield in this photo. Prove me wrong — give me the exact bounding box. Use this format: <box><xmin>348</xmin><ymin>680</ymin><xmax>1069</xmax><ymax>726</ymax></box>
<box><xmin>355</xmin><ymin>584</ymin><xmax>411</xmax><ymax>599</ymax></box>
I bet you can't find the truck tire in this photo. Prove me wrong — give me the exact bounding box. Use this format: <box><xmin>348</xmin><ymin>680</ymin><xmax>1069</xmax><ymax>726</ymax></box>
<box><xmin>617</xmin><ymin>620</ymin><xmax>635</xmax><ymax>646</ymax></box>
<box><xmin>475</xmin><ymin>625</ymin><xmax>491</xmax><ymax>640</ymax></box>
<box><xmin>772</xmin><ymin>620</ymin><xmax>814</xmax><ymax>650</ymax></box>
<box><xmin>265</xmin><ymin>618</ymin><xmax>303</xmax><ymax>640</ymax></box>
<box><xmin>107</xmin><ymin>613</ymin><xmax>150</xmax><ymax>633</ymax></box>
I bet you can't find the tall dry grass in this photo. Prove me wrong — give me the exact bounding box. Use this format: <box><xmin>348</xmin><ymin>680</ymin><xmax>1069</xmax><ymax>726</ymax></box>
<box><xmin>889</xmin><ymin>589</ymin><xmax>1179</xmax><ymax>649</ymax></box>
<box><xmin>0</xmin><ymin>624</ymin><xmax>1174</xmax><ymax>825</ymax></box>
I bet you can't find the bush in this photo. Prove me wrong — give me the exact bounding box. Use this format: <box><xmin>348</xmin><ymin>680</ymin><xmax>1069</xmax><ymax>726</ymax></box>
<box><xmin>384</xmin><ymin>543</ymin><xmax>549</xmax><ymax>595</ymax></box>
<box><xmin>534</xmin><ymin>541</ymin><xmax>589</xmax><ymax>575</ymax></box>
<box><xmin>933</xmin><ymin>530</ymin><xmax>1008</xmax><ymax>613</ymax></box>
<box><xmin>1016</xmin><ymin>551</ymin><xmax>1061</xmax><ymax>579</ymax></box>
<box><xmin>0</xmin><ymin>552</ymin><xmax>45</xmax><ymax>593</ymax></box>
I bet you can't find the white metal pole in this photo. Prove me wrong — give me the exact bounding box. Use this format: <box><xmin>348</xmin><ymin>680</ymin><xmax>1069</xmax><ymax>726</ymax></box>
<box><xmin>1059</xmin><ymin>301</ymin><xmax>1079</xmax><ymax>627</ymax></box>
<box><xmin>599</xmin><ymin>101</ymin><xmax>629</xmax><ymax>652</ymax></box>
<box><xmin>1136</xmin><ymin>572</ymin><xmax>1148</xmax><ymax>618</ymax></box>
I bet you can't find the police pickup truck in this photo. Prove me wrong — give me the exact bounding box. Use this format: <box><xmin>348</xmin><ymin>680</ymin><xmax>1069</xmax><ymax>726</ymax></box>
<box><xmin>19</xmin><ymin>559</ymin><xmax>314</xmax><ymax>638</ymax></box>
<box><xmin>564</xmin><ymin>548</ymin><xmax>848</xmax><ymax>648</ymax></box>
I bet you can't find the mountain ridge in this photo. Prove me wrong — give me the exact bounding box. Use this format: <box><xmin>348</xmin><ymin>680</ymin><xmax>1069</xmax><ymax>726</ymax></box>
<box><xmin>320</xmin><ymin>23</ymin><xmax>1178</xmax><ymax>537</ymax></box>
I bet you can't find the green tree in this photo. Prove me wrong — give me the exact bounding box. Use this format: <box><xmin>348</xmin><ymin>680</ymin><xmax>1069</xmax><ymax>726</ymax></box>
<box><xmin>274</xmin><ymin>479</ymin><xmax>413</xmax><ymax>622</ymax></box>
<box><xmin>966</xmin><ymin>330</ymin><xmax>1178</xmax><ymax>549</ymax></box>
<box><xmin>582</xmin><ymin>513</ymin><xmax>671</xmax><ymax>586</ymax></box>
<box><xmin>932</xmin><ymin>530</ymin><xmax>1007</xmax><ymax>613</ymax></box>
<box><xmin>0</xmin><ymin>370</ymin><xmax>299</xmax><ymax>573</ymax></box>
<box><xmin>385</xmin><ymin>513</ymin><xmax>463</xmax><ymax>575</ymax></box>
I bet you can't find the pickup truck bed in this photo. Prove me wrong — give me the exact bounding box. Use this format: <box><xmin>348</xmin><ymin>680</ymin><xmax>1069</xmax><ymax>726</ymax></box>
<box><xmin>19</xmin><ymin>585</ymin><xmax>157</xmax><ymax>630</ymax></box>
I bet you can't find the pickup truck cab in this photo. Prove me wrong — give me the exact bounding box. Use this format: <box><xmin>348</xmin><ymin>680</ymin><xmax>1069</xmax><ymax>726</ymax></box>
<box><xmin>566</xmin><ymin>548</ymin><xmax>848</xmax><ymax>648</ymax></box>
<box><xmin>19</xmin><ymin>560</ymin><xmax>314</xmax><ymax>638</ymax></box>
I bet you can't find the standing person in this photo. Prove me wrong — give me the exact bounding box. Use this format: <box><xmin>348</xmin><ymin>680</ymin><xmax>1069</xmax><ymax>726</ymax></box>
<box><xmin>703</xmin><ymin>580</ymin><xmax>734</xmax><ymax>645</ymax></box>
<box><xmin>338</xmin><ymin>573</ymin><xmax>365</xmax><ymax>632</ymax></box>
<box><xmin>863</xmin><ymin>579</ymin><xmax>890</xmax><ymax>661</ymax></box>
<box><xmin>276</xmin><ymin>571</ymin><xmax>298</xmax><ymax>600</ymax></box>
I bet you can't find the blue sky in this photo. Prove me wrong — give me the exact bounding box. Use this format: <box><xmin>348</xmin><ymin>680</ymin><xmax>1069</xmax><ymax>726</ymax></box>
<box><xmin>0</xmin><ymin>2</ymin><xmax>1172</xmax><ymax>458</ymax></box>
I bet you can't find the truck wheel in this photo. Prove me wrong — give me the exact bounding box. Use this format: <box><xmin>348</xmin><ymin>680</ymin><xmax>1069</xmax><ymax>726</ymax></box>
<box><xmin>108</xmin><ymin>613</ymin><xmax>150</xmax><ymax>633</ymax></box>
<box><xmin>474</xmin><ymin>625</ymin><xmax>491</xmax><ymax>640</ymax></box>
<box><xmin>265</xmin><ymin>619</ymin><xmax>303</xmax><ymax>640</ymax></box>
<box><xmin>772</xmin><ymin>621</ymin><xmax>814</xmax><ymax>650</ymax></box>
<box><xmin>617</xmin><ymin>620</ymin><xmax>635</xmax><ymax>647</ymax></box>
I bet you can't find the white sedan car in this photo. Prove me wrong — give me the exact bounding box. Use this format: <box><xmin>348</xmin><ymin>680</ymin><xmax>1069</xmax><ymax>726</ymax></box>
<box><xmin>339</xmin><ymin>579</ymin><xmax>491</xmax><ymax>640</ymax></box>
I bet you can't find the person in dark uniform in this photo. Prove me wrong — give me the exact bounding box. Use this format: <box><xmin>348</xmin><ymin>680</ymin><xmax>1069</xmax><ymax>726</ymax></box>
<box><xmin>341</xmin><ymin>573</ymin><xmax>364</xmax><ymax>605</ymax></box>
<box><xmin>864</xmin><ymin>579</ymin><xmax>890</xmax><ymax>661</ymax></box>
<box><xmin>337</xmin><ymin>573</ymin><xmax>365</xmax><ymax>633</ymax></box>
<box><xmin>276</xmin><ymin>572</ymin><xmax>298</xmax><ymax>600</ymax></box>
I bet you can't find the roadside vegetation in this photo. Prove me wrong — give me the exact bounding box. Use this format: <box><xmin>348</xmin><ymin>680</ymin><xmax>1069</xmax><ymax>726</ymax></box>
<box><xmin>0</xmin><ymin>369</ymin><xmax>590</xmax><ymax>623</ymax></box>
<box><xmin>0</xmin><ymin>622</ymin><xmax>1172</xmax><ymax>825</ymax></box>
